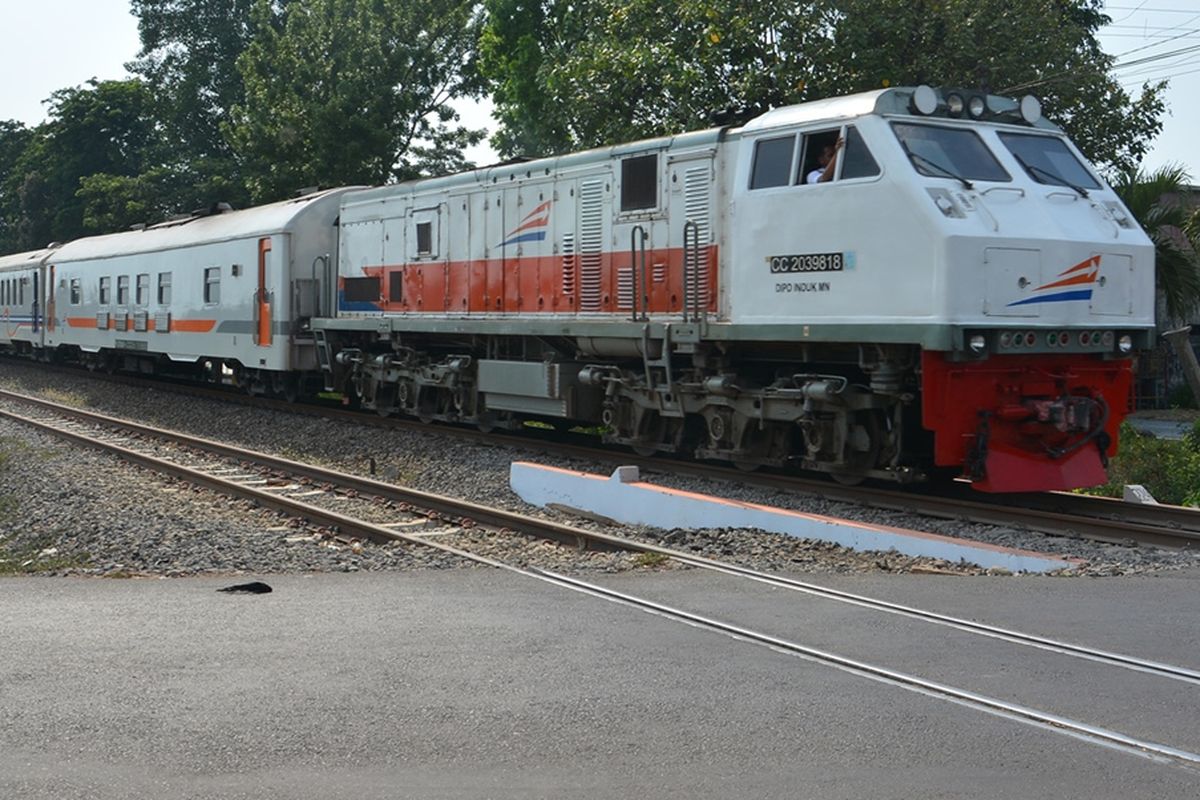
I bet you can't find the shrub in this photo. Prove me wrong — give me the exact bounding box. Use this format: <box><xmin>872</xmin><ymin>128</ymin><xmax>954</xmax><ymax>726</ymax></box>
<box><xmin>1091</xmin><ymin>423</ymin><xmax>1200</xmax><ymax>506</ymax></box>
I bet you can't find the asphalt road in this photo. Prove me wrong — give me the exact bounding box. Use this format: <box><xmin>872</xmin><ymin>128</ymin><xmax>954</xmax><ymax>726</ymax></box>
<box><xmin>2</xmin><ymin>567</ymin><xmax>1199</xmax><ymax>799</ymax></box>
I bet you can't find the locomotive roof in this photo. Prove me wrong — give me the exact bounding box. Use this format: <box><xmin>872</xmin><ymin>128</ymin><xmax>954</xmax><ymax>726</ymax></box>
<box><xmin>740</xmin><ymin>87</ymin><xmax>1060</xmax><ymax>134</ymax></box>
<box><xmin>344</xmin><ymin>86</ymin><xmax>1059</xmax><ymax>212</ymax></box>
<box><xmin>0</xmin><ymin>248</ymin><xmax>54</xmax><ymax>271</ymax></box>
<box><xmin>47</xmin><ymin>187</ymin><xmax>354</xmax><ymax>263</ymax></box>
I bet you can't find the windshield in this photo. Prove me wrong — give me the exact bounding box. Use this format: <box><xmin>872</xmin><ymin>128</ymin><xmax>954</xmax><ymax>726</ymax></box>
<box><xmin>891</xmin><ymin>122</ymin><xmax>1010</xmax><ymax>183</ymax></box>
<box><xmin>997</xmin><ymin>132</ymin><xmax>1101</xmax><ymax>190</ymax></box>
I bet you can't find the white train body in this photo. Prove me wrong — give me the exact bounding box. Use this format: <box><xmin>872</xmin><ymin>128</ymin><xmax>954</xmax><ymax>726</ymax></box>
<box><xmin>38</xmin><ymin>190</ymin><xmax>349</xmax><ymax>388</ymax></box>
<box><xmin>323</xmin><ymin>87</ymin><xmax>1152</xmax><ymax>491</ymax></box>
<box><xmin>0</xmin><ymin>249</ymin><xmax>52</xmax><ymax>353</ymax></box>
<box><xmin>0</xmin><ymin>88</ymin><xmax>1154</xmax><ymax>491</ymax></box>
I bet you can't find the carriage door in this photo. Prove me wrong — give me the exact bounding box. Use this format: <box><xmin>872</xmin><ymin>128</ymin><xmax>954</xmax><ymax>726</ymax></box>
<box><xmin>46</xmin><ymin>265</ymin><xmax>55</xmax><ymax>334</ymax></box>
<box><xmin>256</xmin><ymin>237</ymin><xmax>273</xmax><ymax>345</ymax></box>
<box><xmin>31</xmin><ymin>270</ymin><xmax>39</xmax><ymax>333</ymax></box>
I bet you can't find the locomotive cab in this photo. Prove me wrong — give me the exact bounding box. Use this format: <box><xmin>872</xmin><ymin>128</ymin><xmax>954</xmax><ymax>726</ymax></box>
<box><xmin>727</xmin><ymin>86</ymin><xmax>1153</xmax><ymax>491</ymax></box>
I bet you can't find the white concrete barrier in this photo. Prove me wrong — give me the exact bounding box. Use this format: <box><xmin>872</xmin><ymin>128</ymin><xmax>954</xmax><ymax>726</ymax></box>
<box><xmin>510</xmin><ymin>462</ymin><xmax>1077</xmax><ymax>573</ymax></box>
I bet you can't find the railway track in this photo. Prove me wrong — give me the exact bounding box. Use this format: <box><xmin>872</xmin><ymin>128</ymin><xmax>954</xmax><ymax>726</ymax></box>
<box><xmin>3</xmin><ymin>387</ymin><xmax>1200</xmax><ymax>771</ymax></box>
<box><xmin>4</xmin><ymin>359</ymin><xmax>1200</xmax><ymax>549</ymax></box>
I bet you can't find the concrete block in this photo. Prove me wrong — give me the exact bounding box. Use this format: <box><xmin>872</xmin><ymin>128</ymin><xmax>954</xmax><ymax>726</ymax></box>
<box><xmin>1123</xmin><ymin>484</ymin><xmax>1158</xmax><ymax>505</ymax></box>
<box><xmin>510</xmin><ymin>462</ymin><xmax>1077</xmax><ymax>574</ymax></box>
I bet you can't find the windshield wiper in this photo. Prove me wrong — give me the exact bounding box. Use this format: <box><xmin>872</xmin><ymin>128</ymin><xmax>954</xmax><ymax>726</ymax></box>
<box><xmin>1012</xmin><ymin>152</ymin><xmax>1089</xmax><ymax>198</ymax></box>
<box><xmin>901</xmin><ymin>143</ymin><xmax>974</xmax><ymax>190</ymax></box>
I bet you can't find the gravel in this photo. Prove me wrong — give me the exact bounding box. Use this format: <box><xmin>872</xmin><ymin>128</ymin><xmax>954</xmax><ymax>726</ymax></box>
<box><xmin>3</xmin><ymin>361</ymin><xmax>1199</xmax><ymax>579</ymax></box>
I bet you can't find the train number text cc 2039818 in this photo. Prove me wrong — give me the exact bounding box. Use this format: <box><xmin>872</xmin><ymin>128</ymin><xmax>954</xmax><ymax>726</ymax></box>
<box><xmin>768</xmin><ymin>252</ymin><xmax>845</xmax><ymax>274</ymax></box>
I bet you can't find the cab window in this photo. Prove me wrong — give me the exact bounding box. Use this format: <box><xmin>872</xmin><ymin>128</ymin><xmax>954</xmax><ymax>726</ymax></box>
<box><xmin>798</xmin><ymin>130</ymin><xmax>839</xmax><ymax>184</ymax></box>
<box><xmin>997</xmin><ymin>132</ymin><xmax>1100</xmax><ymax>190</ymax></box>
<box><xmin>749</xmin><ymin>135</ymin><xmax>795</xmax><ymax>189</ymax></box>
<box><xmin>840</xmin><ymin>126</ymin><xmax>881</xmax><ymax>180</ymax></box>
<box><xmin>892</xmin><ymin>122</ymin><xmax>1010</xmax><ymax>182</ymax></box>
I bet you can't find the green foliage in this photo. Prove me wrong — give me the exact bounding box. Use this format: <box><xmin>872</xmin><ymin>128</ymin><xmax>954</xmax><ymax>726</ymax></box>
<box><xmin>0</xmin><ymin>79</ymin><xmax>162</xmax><ymax>249</ymax></box>
<box><xmin>128</xmin><ymin>0</ymin><xmax>268</xmax><ymax>209</ymax></box>
<box><xmin>228</xmin><ymin>0</ymin><xmax>485</xmax><ymax>202</ymax></box>
<box><xmin>480</xmin><ymin>0</ymin><xmax>828</xmax><ymax>157</ymax></box>
<box><xmin>478</xmin><ymin>0</ymin><xmax>1164</xmax><ymax>172</ymax></box>
<box><xmin>1093</xmin><ymin>423</ymin><xmax>1200</xmax><ymax>506</ymax></box>
<box><xmin>0</xmin><ymin>121</ymin><xmax>34</xmax><ymax>253</ymax></box>
<box><xmin>633</xmin><ymin>551</ymin><xmax>671</xmax><ymax>568</ymax></box>
<box><xmin>1167</xmin><ymin>382</ymin><xmax>1197</xmax><ymax>410</ymax></box>
<box><xmin>1112</xmin><ymin>165</ymin><xmax>1200</xmax><ymax>324</ymax></box>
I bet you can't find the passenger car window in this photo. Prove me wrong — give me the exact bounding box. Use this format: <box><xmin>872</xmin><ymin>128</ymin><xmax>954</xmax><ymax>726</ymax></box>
<box><xmin>70</xmin><ymin>278</ymin><xmax>81</xmax><ymax>305</ymax></box>
<box><xmin>892</xmin><ymin>122</ymin><xmax>1010</xmax><ymax>182</ymax></box>
<box><xmin>750</xmin><ymin>135</ymin><xmax>795</xmax><ymax>189</ymax></box>
<box><xmin>99</xmin><ymin>277</ymin><xmax>111</xmax><ymax>305</ymax></box>
<box><xmin>158</xmin><ymin>272</ymin><xmax>172</xmax><ymax>304</ymax></box>
<box><xmin>117</xmin><ymin>276</ymin><xmax>130</xmax><ymax>305</ymax></box>
<box><xmin>997</xmin><ymin>132</ymin><xmax>1101</xmax><ymax>190</ymax></box>
<box><xmin>136</xmin><ymin>274</ymin><xmax>149</xmax><ymax>305</ymax></box>
<box><xmin>204</xmin><ymin>267</ymin><xmax>220</xmax><ymax>304</ymax></box>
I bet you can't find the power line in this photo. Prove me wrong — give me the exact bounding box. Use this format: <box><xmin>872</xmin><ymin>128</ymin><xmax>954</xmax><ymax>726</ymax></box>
<box><xmin>1106</xmin><ymin>4</ymin><xmax>1200</xmax><ymax>13</ymax></box>
<box><xmin>1121</xmin><ymin>63</ymin><xmax>1200</xmax><ymax>88</ymax></box>
<box><xmin>1115</xmin><ymin>42</ymin><xmax>1200</xmax><ymax>69</ymax></box>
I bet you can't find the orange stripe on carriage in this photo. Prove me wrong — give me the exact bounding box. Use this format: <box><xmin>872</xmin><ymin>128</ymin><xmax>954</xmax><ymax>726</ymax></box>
<box><xmin>66</xmin><ymin>316</ymin><xmax>216</xmax><ymax>333</ymax></box>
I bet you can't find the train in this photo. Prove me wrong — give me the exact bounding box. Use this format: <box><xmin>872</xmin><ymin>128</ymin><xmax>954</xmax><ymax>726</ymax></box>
<box><xmin>0</xmin><ymin>85</ymin><xmax>1156</xmax><ymax>493</ymax></box>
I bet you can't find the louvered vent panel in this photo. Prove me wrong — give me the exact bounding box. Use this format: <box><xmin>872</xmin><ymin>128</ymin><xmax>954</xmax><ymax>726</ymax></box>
<box><xmin>683</xmin><ymin>165</ymin><xmax>711</xmax><ymax>310</ymax></box>
<box><xmin>560</xmin><ymin>231</ymin><xmax>576</xmax><ymax>298</ymax></box>
<box><xmin>578</xmin><ymin>180</ymin><xmax>604</xmax><ymax>311</ymax></box>
<box><xmin>617</xmin><ymin>266</ymin><xmax>634</xmax><ymax>309</ymax></box>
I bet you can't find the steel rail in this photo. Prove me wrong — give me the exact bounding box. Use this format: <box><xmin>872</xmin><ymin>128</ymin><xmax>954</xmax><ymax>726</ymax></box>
<box><xmin>5</xmin><ymin>359</ymin><xmax>1197</xmax><ymax>550</ymax></box>
<box><xmin>3</xmin><ymin>387</ymin><xmax>1197</xmax><ymax>691</ymax></box>
<box><xmin>6</xmin><ymin>397</ymin><xmax>1195</xmax><ymax>770</ymax></box>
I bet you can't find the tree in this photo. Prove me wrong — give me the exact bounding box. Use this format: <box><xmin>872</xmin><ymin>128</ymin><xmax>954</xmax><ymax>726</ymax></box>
<box><xmin>820</xmin><ymin>0</ymin><xmax>1163</xmax><ymax>175</ymax></box>
<box><xmin>478</xmin><ymin>0</ymin><xmax>1165</xmax><ymax>172</ymax></box>
<box><xmin>128</xmin><ymin>0</ymin><xmax>275</xmax><ymax>208</ymax></box>
<box><xmin>1113</xmin><ymin>167</ymin><xmax>1200</xmax><ymax>403</ymax></box>
<box><xmin>0</xmin><ymin>121</ymin><xmax>34</xmax><ymax>252</ymax></box>
<box><xmin>480</xmin><ymin>0</ymin><xmax>829</xmax><ymax>157</ymax></box>
<box><xmin>228</xmin><ymin>0</ymin><xmax>485</xmax><ymax>202</ymax></box>
<box><xmin>1</xmin><ymin>80</ymin><xmax>162</xmax><ymax>248</ymax></box>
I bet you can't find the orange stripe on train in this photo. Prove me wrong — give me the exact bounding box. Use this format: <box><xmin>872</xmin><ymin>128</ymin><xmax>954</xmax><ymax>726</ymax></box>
<box><xmin>66</xmin><ymin>316</ymin><xmax>216</xmax><ymax>333</ymax></box>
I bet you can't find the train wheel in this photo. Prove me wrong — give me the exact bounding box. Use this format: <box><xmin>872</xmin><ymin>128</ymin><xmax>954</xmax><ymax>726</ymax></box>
<box><xmin>830</xmin><ymin>411</ymin><xmax>884</xmax><ymax>486</ymax></box>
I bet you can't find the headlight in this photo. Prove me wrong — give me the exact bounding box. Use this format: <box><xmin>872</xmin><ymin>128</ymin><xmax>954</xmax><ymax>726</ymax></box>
<box><xmin>1019</xmin><ymin>95</ymin><xmax>1042</xmax><ymax>124</ymax></box>
<box><xmin>969</xmin><ymin>334</ymin><xmax>986</xmax><ymax>354</ymax></box>
<box><xmin>968</xmin><ymin>95</ymin><xmax>986</xmax><ymax>118</ymax></box>
<box><xmin>1118</xmin><ymin>334</ymin><xmax>1133</xmax><ymax>354</ymax></box>
<box><xmin>912</xmin><ymin>85</ymin><xmax>938</xmax><ymax>115</ymax></box>
<box><xmin>946</xmin><ymin>93</ymin><xmax>965</xmax><ymax>117</ymax></box>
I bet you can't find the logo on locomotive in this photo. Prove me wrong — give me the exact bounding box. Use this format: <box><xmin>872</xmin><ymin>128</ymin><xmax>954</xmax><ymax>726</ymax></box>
<box><xmin>498</xmin><ymin>200</ymin><xmax>551</xmax><ymax>248</ymax></box>
<box><xmin>1007</xmin><ymin>255</ymin><xmax>1101</xmax><ymax>307</ymax></box>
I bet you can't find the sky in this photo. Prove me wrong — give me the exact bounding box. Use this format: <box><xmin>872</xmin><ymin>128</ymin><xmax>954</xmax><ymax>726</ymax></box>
<box><xmin>0</xmin><ymin>1</ymin><xmax>1196</xmax><ymax>178</ymax></box>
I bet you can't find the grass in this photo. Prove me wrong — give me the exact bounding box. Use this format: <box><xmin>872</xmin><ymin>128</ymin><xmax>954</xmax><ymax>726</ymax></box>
<box><xmin>40</xmin><ymin>388</ymin><xmax>88</xmax><ymax>407</ymax></box>
<box><xmin>633</xmin><ymin>551</ymin><xmax>671</xmax><ymax>568</ymax></box>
